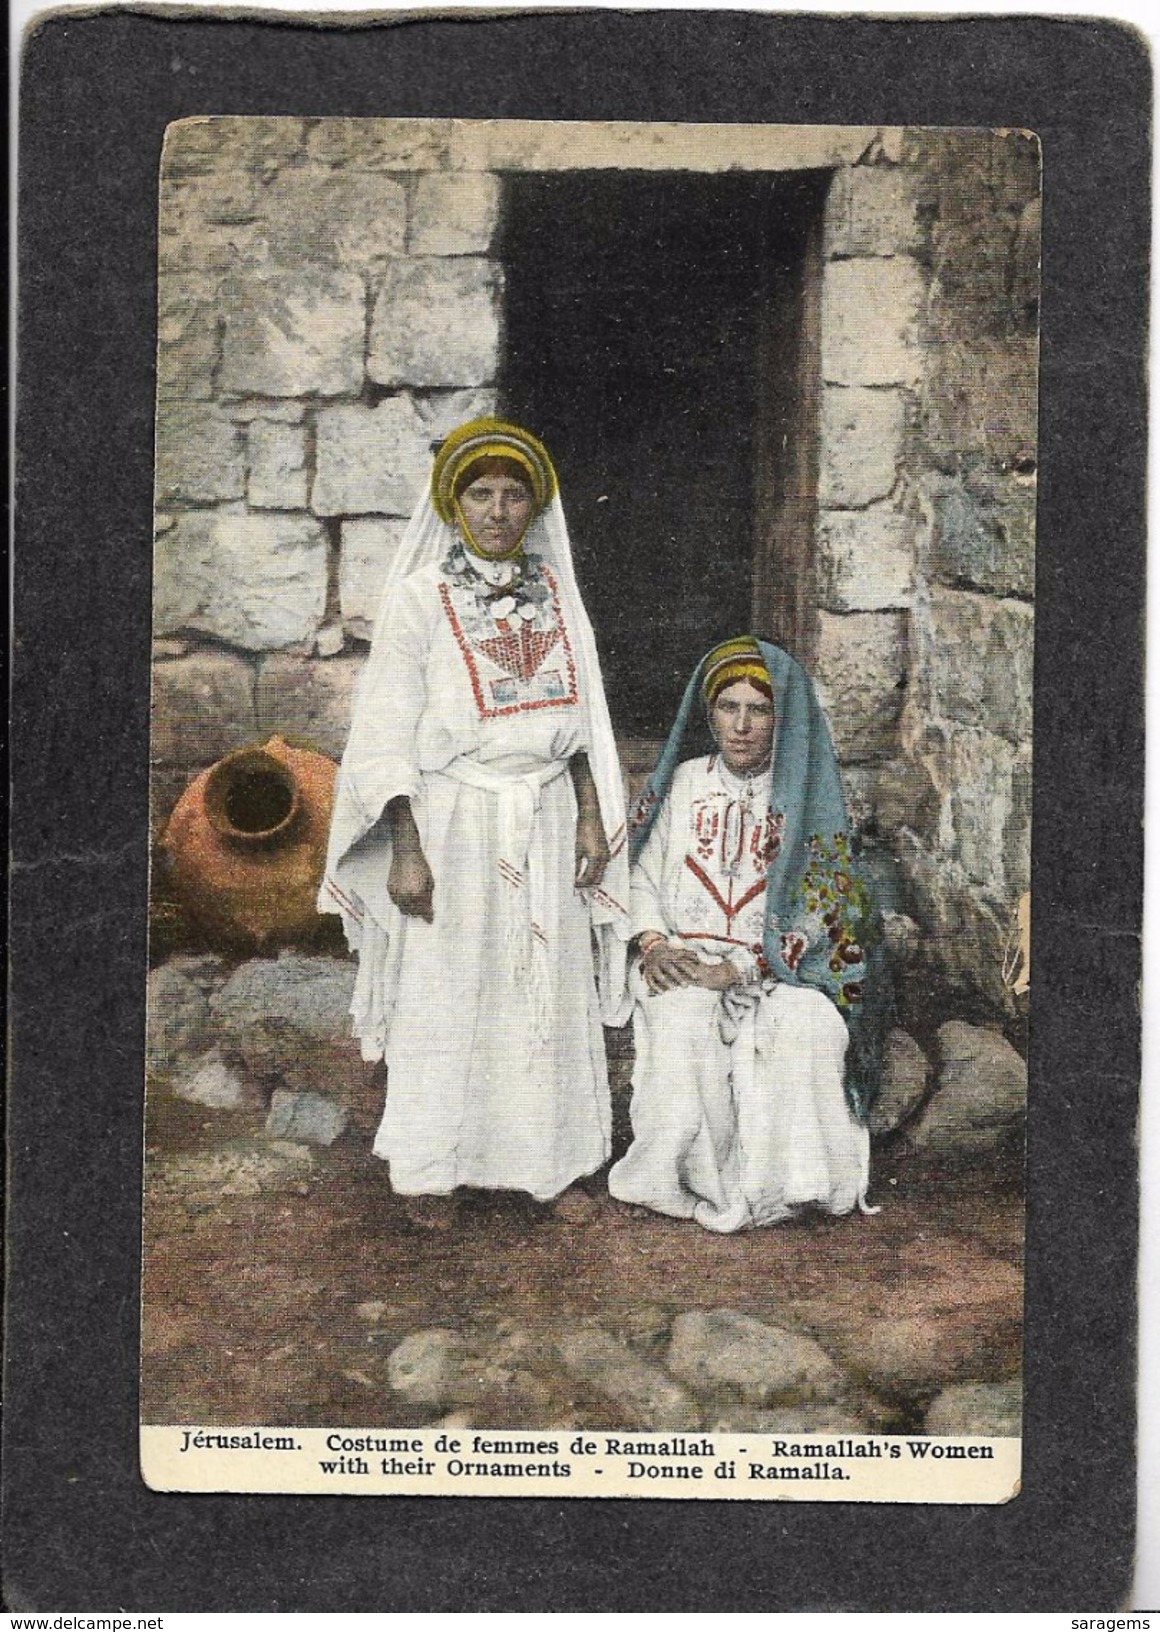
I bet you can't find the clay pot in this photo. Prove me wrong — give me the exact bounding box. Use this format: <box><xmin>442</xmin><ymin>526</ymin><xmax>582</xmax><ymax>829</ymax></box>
<box><xmin>161</xmin><ymin>737</ymin><xmax>337</xmax><ymax>951</ymax></box>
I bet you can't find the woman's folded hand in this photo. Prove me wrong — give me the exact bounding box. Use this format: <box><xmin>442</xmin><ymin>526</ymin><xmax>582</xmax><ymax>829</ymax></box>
<box><xmin>641</xmin><ymin>940</ymin><xmax>704</xmax><ymax>994</ymax></box>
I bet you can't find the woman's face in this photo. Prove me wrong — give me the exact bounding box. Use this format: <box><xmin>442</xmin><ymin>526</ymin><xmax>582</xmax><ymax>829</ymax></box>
<box><xmin>711</xmin><ymin>679</ymin><xmax>775</xmax><ymax>774</ymax></box>
<box><xmin>457</xmin><ymin>472</ymin><xmax>535</xmax><ymax>557</ymax></box>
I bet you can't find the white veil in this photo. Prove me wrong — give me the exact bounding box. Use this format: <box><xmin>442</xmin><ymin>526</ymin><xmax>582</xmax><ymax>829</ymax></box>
<box><xmin>319</xmin><ymin>476</ymin><xmax>632</xmax><ymax>1025</ymax></box>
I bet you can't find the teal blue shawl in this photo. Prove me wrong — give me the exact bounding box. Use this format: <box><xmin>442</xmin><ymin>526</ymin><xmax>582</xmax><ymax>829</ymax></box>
<box><xmin>628</xmin><ymin>639</ymin><xmax>889</xmax><ymax>1122</ymax></box>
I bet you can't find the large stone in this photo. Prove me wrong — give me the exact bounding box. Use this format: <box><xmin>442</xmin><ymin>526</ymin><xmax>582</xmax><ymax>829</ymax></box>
<box><xmin>824</xmin><ymin>165</ymin><xmax>924</xmax><ymax>259</ymax></box>
<box><xmin>368</xmin><ymin>259</ymin><xmax>501</xmax><ymax>389</ymax></box>
<box><xmin>914</xmin><ymin>589</ymin><xmax>1033</xmax><ymax>745</ymax></box>
<box><xmin>922</xmin><ymin>337</ymin><xmax>1039</xmax><ymax>472</ymax></box>
<box><xmin>147</xmin><ymin>963</ymin><xmax>210</xmax><ymax>1076</ymax></box>
<box><xmin>218</xmin><ymin>268</ymin><xmax>366</xmax><ymax>399</ymax></box>
<box><xmin>261</xmin><ymin>169</ymin><xmax>407</xmax><ymax>266</ymax></box>
<box><xmin>813</xmin><ymin>612</ymin><xmax>907</xmax><ymax>762</ymax></box>
<box><xmin>265</xmin><ymin>1088</ymin><xmax>349</xmax><ymax>1146</ymax></box>
<box><xmin>448</xmin><ymin>120</ymin><xmax>876</xmax><ymax>174</ymax></box>
<box><xmin>161</xmin><ymin>170</ymin><xmax>258</xmax><ymax>228</ymax></box>
<box><xmin>211</xmin><ymin>953</ymin><xmax>358</xmax><ymax>1045</ymax></box>
<box><xmin>909</xmin><ymin>1021</ymin><xmax>1026</xmax><ymax>1156</ymax></box>
<box><xmin>155</xmin><ymin>405</ymin><xmax>246</xmax><ymax>507</ymax></box>
<box><xmin>154</xmin><ymin>511</ymin><xmax>328</xmax><ymax>651</ymax></box>
<box><xmin>817</xmin><ymin>505</ymin><xmax>913</xmax><ymax>612</ymax></box>
<box><xmin>867</xmin><ymin>1029</ymin><xmax>932</xmax><ymax>1135</ymax></box>
<box><xmin>387</xmin><ymin>1330</ymin><xmax>468</xmax><ymax>1409</ymax></box>
<box><xmin>254</xmin><ymin>653</ymin><xmax>366</xmax><ymax>761</ymax></box>
<box><xmin>171</xmin><ymin>1045</ymin><xmax>262</xmax><ymax>1111</ymax></box>
<box><xmin>158</xmin><ymin>175</ymin><xmax>267</xmax><ymax>274</ymax></box>
<box><xmin>305</xmin><ymin>118</ymin><xmax>453</xmax><ymax>172</ymax></box>
<box><xmin>925</xmin><ymin>470</ymin><xmax>1036</xmax><ymax>600</ymax></box>
<box><xmin>312</xmin><ymin>398</ymin><xmax>432</xmax><ymax>518</ymax></box>
<box><xmin>666</xmin><ymin>1310</ymin><xmax>848</xmax><ymax>1408</ymax></box>
<box><xmin>156</xmin><ymin>273</ymin><xmax>221</xmax><ymax>400</ymax></box>
<box><xmin>818</xmin><ymin>387</ymin><xmax>907</xmax><ymax>509</ymax></box>
<box><xmin>150</xmin><ymin>648</ymin><xmax>257</xmax><ymax>768</ymax></box>
<box><xmin>821</xmin><ymin>258</ymin><xmax>926</xmax><ymax>386</ymax></box>
<box><xmin>246</xmin><ymin>420</ymin><xmax>309</xmax><ymax>511</ymax></box>
<box><xmin>163</xmin><ymin>117</ymin><xmax>307</xmax><ymax>178</ymax></box>
<box><xmin>896</xmin><ymin>835</ymin><xmax>1013</xmax><ymax>1013</ymax></box>
<box><xmin>554</xmin><ymin>1325</ymin><xmax>702</xmax><ymax>1430</ymax></box>
<box><xmin>339</xmin><ymin>519</ymin><xmax>409</xmax><ymax>638</ymax></box>
<box><xmin>935</xmin><ymin>726</ymin><xmax>1024</xmax><ymax>894</ymax></box>
<box><xmin>829</xmin><ymin>1309</ymin><xmax>1022</xmax><ymax>1403</ymax></box>
<box><xmin>409</xmin><ymin>173</ymin><xmax>501</xmax><ymax>255</ymax></box>
<box><xmin>411</xmin><ymin>389</ymin><xmax>499</xmax><ymax>442</ymax></box>
<box><xmin>871</xmin><ymin>756</ymin><xmax>939</xmax><ymax>838</ymax></box>
<box><xmin>923</xmin><ymin>1379</ymin><xmax>1022</xmax><ymax>1437</ymax></box>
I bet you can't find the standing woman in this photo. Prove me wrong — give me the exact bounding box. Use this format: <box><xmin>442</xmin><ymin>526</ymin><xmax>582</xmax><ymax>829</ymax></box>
<box><xmin>321</xmin><ymin>418</ymin><xmax>630</xmax><ymax>1229</ymax></box>
<box><xmin>609</xmin><ymin>636</ymin><xmax>886</xmax><ymax>1232</ymax></box>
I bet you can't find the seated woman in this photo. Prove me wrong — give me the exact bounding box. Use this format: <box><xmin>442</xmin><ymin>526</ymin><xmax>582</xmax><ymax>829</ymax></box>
<box><xmin>607</xmin><ymin>636</ymin><xmax>882</xmax><ymax>1233</ymax></box>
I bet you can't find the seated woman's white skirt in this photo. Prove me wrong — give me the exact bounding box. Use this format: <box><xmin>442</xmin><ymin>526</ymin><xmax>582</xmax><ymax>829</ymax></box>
<box><xmin>608</xmin><ymin>981</ymin><xmax>869</xmax><ymax>1232</ymax></box>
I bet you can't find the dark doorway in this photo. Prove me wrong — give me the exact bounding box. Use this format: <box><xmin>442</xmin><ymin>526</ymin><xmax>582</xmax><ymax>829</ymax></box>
<box><xmin>500</xmin><ymin>169</ymin><xmax>828</xmax><ymax>736</ymax></box>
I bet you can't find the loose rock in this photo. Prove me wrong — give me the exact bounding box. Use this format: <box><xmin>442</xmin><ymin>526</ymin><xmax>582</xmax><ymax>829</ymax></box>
<box><xmin>868</xmin><ymin>1029</ymin><xmax>932</xmax><ymax>1135</ymax></box>
<box><xmin>387</xmin><ymin>1330</ymin><xmax>467</xmax><ymax>1409</ymax></box>
<box><xmin>173</xmin><ymin>1046</ymin><xmax>261</xmax><ymax>1111</ymax></box>
<box><xmin>909</xmin><ymin>1021</ymin><xmax>1026</xmax><ymax>1156</ymax></box>
<box><xmin>555</xmin><ymin>1324</ymin><xmax>702</xmax><ymax>1430</ymax></box>
<box><xmin>923</xmin><ymin>1379</ymin><xmax>1022</xmax><ymax>1437</ymax></box>
<box><xmin>666</xmin><ymin>1310</ymin><xmax>849</xmax><ymax>1408</ymax></box>
<box><xmin>828</xmin><ymin>1310</ymin><xmax>1022</xmax><ymax>1404</ymax></box>
<box><xmin>265</xmin><ymin>1088</ymin><xmax>349</xmax><ymax>1146</ymax></box>
<box><xmin>147</xmin><ymin>963</ymin><xmax>210</xmax><ymax>1076</ymax></box>
<box><xmin>211</xmin><ymin>954</ymin><xmax>357</xmax><ymax>1045</ymax></box>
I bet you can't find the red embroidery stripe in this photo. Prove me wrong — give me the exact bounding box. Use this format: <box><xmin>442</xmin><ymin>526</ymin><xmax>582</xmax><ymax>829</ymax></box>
<box><xmin>683</xmin><ymin>854</ymin><xmax>766</xmax><ymax>928</ymax></box>
<box><xmin>324</xmin><ymin>878</ymin><xmax>364</xmax><ymax>921</ymax></box>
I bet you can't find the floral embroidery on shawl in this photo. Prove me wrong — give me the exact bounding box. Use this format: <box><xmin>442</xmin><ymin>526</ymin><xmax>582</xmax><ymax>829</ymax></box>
<box><xmin>797</xmin><ymin>832</ymin><xmax>873</xmax><ymax>1008</ymax></box>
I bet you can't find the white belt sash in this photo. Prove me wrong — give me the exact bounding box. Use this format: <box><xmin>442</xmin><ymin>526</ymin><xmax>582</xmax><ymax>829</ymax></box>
<box><xmin>438</xmin><ymin>756</ymin><xmax>571</xmax><ymax>1035</ymax></box>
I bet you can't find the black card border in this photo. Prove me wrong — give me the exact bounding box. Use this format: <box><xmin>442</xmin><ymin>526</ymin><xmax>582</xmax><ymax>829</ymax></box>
<box><xmin>8</xmin><ymin>9</ymin><xmax>1149</xmax><ymax>1610</ymax></box>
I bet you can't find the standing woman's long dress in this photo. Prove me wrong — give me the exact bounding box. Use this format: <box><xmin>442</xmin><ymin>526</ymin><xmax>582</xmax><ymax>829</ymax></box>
<box><xmin>319</xmin><ymin>428</ymin><xmax>630</xmax><ymax>1202</ymax></box>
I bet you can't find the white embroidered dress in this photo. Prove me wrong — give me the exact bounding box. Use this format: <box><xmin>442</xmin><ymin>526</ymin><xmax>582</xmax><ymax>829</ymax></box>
<box><xmin>608</xmin><ymin>755</ymin><xmax>871</xmax><ymax>1232</ymax></box>
<box><xmin>322</xmin><ymin>496</ymin><xmax>630</xmax><ymax>1203</ymax></box>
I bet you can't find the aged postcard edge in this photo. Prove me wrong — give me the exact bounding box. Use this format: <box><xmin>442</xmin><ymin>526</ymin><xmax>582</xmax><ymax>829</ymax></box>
<box><xmin>9</xmin><ymin>10</ymin><xmax>1145</xmax><ymax>1611</ymax></box>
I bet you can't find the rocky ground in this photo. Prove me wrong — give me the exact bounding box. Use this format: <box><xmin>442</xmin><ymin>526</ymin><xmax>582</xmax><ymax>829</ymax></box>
<box><xmin>142</xmin><ymin>951</ymin><xmax>1026</xmax><ymax>1440</ymax></box>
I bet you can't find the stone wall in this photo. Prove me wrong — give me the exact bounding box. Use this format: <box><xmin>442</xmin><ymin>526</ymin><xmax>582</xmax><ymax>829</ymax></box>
<box><xmin>801</xmin><ymin>127</ymin><xmax>1037</xmax><ymax>1015</ymax></box>
<box><xmin>152</xmin><ymin>118</ymin><xmax>1037</xmax><ymax>1017</ymax></box>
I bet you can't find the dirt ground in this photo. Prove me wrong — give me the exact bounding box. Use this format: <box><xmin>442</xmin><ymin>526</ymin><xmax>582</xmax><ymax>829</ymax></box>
<box><xmin>141</xmin><ymin>1080</ymin><xmax>1024</xmax><ymax>1432</ymax></box>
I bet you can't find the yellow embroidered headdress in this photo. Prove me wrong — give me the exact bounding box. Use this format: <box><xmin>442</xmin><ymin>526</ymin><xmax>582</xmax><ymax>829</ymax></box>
<box><xmin>431</xmin><ymin>417</ymin><xmax>558</xmax><ymax>526</ymax></box>
<box><xmin>700</xmin><ymin>635</ymin><xmax>774</xmax><ymax>707</ymax></box>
